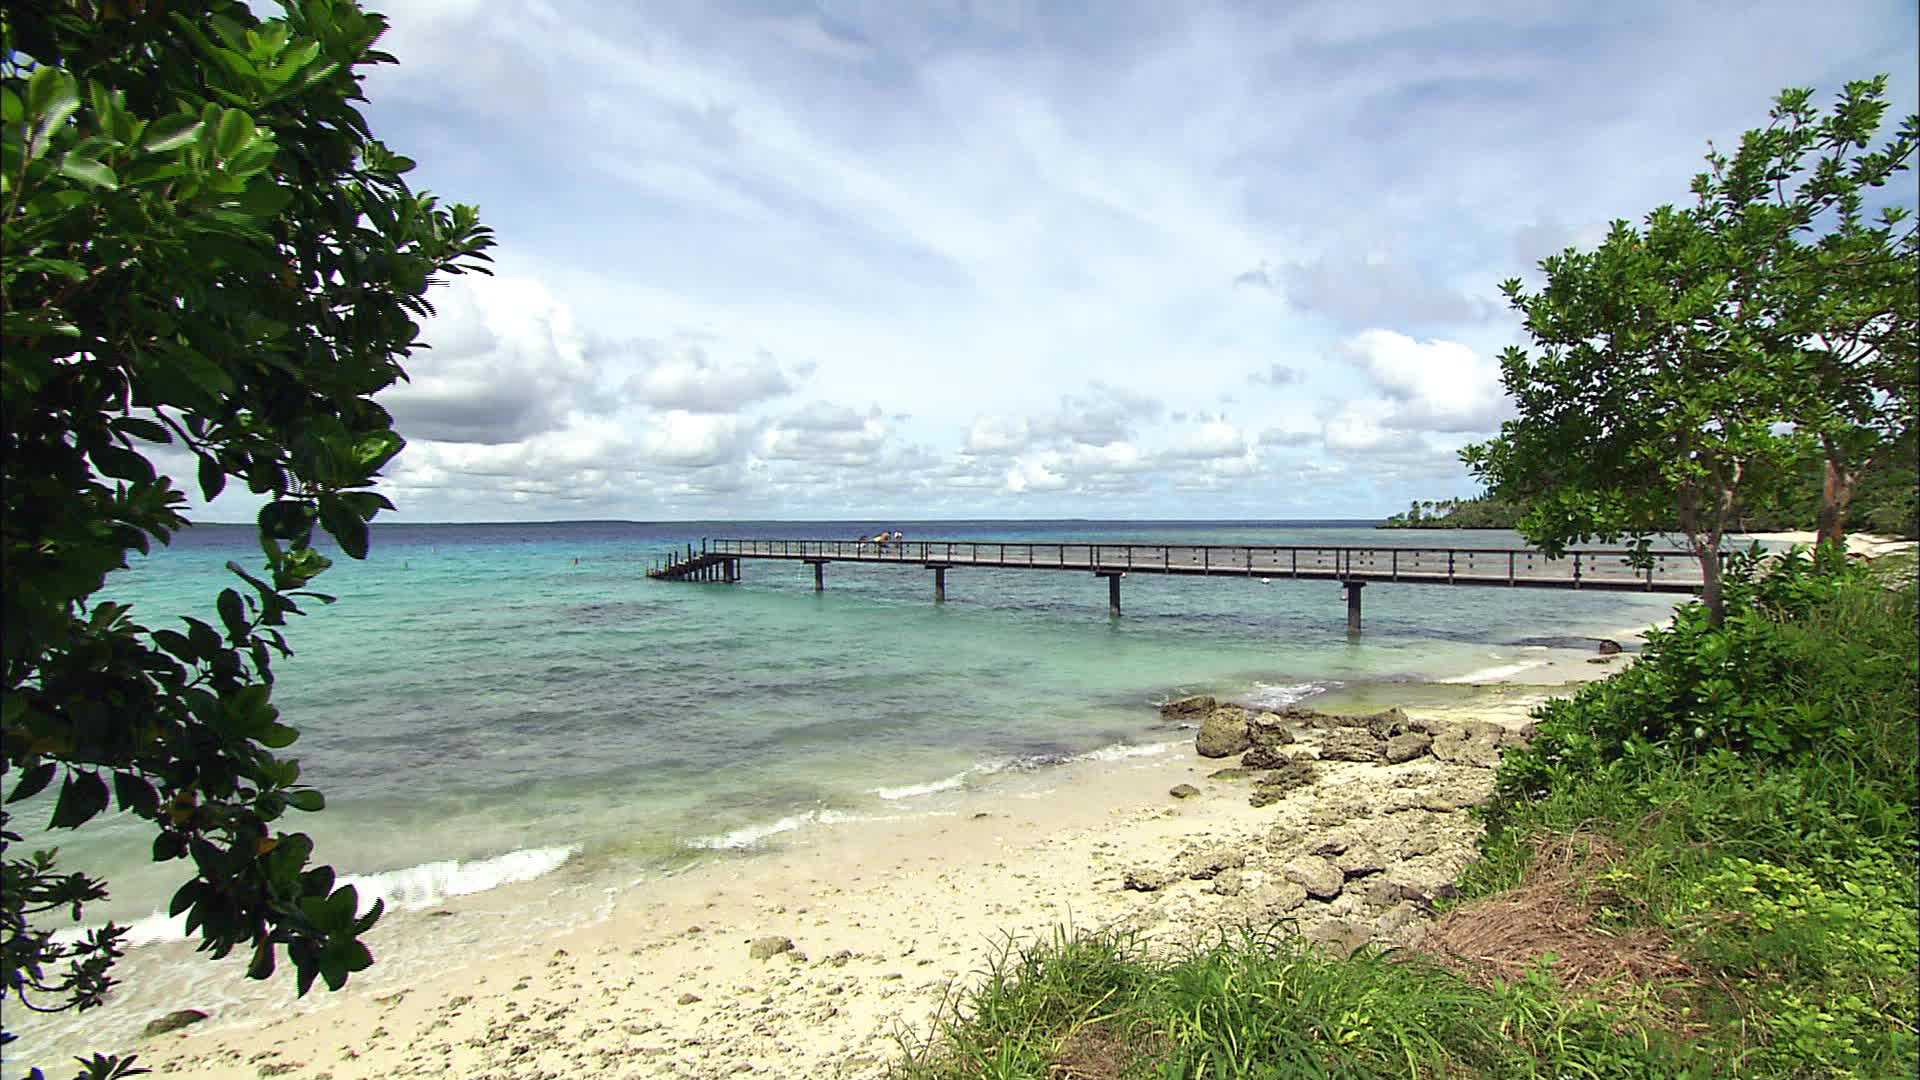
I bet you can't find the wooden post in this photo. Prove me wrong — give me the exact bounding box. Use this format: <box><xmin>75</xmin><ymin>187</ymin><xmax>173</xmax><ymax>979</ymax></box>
<box><xmin>933</xmin><ymin>565</ymin><xmax>947</xmax><ymax>603</ymax></box>
<box><xmin>811</xmin><ymin>560</ymin><xmax>825</xmax><ymax>592</ymax></box>
<box><xmin>1098</xmin><ymin>572</ymin><xmax>1122</xmax><ymax>616</ymax></box>
<box><xmin>1344</xmin><ymin>580</ymin><xmax>1365</xmax><ymax>635</ymax></box>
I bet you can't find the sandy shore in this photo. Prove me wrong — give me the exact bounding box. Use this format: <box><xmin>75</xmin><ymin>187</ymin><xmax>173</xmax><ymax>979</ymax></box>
<box><xmin>113</xmin><ymin>649</ymin><xmax>1637</xmax><ymax>1080</ymax></box>
<box><xmin>1739</xmin><ymin>530</ymin><xmax>1916</xmax><ymax>559</ymax></box>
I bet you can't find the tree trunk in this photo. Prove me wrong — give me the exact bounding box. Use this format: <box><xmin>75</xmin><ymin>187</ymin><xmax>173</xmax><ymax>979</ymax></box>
<box><xmin>1698</xmin><ymin>544</ymin><xmax>1725</xmax><ymax>626</ymax></box>
<box><xmin>1678</xmin><ymin>487</ymin><xmax>1726</xmax><ymax>626</ymax></box>
<box><xmin>1816</xmin><ymin>451</ymin><xmax>1857</xmax><ymax>548</ymax></box>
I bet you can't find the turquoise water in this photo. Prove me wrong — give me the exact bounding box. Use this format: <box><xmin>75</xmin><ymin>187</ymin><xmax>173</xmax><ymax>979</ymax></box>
<box><xmin>14</xmin><ymin>520</ymin><xmax>1686</xmax><ymax>940</ymax></box>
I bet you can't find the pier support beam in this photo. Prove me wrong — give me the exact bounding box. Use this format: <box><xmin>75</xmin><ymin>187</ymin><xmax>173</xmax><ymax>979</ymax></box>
<box><xmin>806</xmin><ymin>559</ymin><xmax>826</xmax><ymax>592</ymax></box>
<box><xmin>1343</xmin><ymin>579</ymin><xmax>1365</xmax><ymax>635</ymax></box>
<box><xmin>1097</xmin><ymin>571</ymin><xmax>1123</xmax><ymax>616</ymax></box>
<box><xmin>930</xmin><ymin>565</ymin><xmax>948</xmax><ymax>603</ymax></box>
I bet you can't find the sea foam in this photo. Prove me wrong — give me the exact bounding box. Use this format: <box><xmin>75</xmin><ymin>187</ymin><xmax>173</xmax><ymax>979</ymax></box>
<box><xmin>1243</xmin><ymin>681</ymin><xmax>1334</xmax><ymax>709</ymax></box>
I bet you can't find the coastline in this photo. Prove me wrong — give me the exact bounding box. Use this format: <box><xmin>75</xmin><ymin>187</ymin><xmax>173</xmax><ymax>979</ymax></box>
<box><xmin>109</xmin><ymin>648</ymin><xmax>1638</xmax><ymax>1080</ymax></box>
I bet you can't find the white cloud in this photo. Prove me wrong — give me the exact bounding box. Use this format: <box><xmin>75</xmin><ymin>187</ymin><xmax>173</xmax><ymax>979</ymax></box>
<box><xmin>963</xmin><ymin>415</ymin><xmax>1031</xmax><ymax>455</ymax></box>
<box><xmin>1335</xmin><ymin>330</ymin><xmax>1511</xmax><ymax>433</ymax></box>
<box><xmin>380</xmin><ymin>275</ymin><xmax>595</xmax><ymax>444</ymax></box>
<box><xmin>640</xmin><ymin>410</ymin><xmax>752</xmax><ymax>467</ymax></box>
<box><xmin>622</xmin><ymin>342</ymin><xmax>797</xmax><ymax>413</ymax></box>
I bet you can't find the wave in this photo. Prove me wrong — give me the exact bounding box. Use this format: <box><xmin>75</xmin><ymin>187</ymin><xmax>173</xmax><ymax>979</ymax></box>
<box><xmin>703</xmin><ymin>737</ymin><xmax>1183</xmax><ymax>847</ymax></box>
<box><xmin>871</xmin><ymin>771</ymin><xmax>976</xmax><ymax>801</ymax></box>
<box><xmin>55</xmin><ymin>845</ymin><xmax>580</xmax><ymax>949</ymax></box>
<box><xmin>686</xmin><ymin>808</ymin><xmax>860</xmax><ymax>850</ymax></box>
<box><xmin>1075</xmin><ymin>740</ymin><xmax>1178</xmax><ymax>762</ymax></box>
<box><xmin>1242</xmin><ymin>681</ymin><xmax>1335</xmax><ymax>710</ymax></box>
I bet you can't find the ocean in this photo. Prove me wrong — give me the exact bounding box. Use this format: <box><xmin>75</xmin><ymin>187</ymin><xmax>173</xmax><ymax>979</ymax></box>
<box><xmin>5</xmin><ymin>519</ymin><xmax>1689</xmax><ymax>1068</ymax></box>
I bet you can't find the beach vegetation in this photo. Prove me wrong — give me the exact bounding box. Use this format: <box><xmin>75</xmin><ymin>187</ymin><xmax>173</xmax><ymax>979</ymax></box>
<box><xmin>0</xmin><ymin>0</ymin><xmax>492</xmax><ymax>1070</ymax></box>
<box><xmin>895</xmin><ymin>551</ymin><xmax>1918</xmax><ymax>1078</ymax></box>
<box><xmin>1461</xmin><ymin>78</ymin><xmax>1917</xmax><ymax>623</ymax></box>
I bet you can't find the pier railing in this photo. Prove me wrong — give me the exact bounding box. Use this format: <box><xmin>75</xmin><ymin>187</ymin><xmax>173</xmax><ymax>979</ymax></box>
<box><xmin>692</xmin><ymin>538</ymin><xmax>1709</xmax><ymax>592</ymax></box>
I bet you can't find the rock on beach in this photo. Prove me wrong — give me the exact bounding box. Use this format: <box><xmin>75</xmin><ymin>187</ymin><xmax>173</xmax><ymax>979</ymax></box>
<box><xmin>1195</xmin><ymin>706</ymin><xmax>1251</xmax><ymax>758</ymax></box>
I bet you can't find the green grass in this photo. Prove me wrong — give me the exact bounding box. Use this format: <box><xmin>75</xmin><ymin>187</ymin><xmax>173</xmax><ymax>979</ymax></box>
<box><xmin>893</xmin><ymin>927</ymin><xmax>1688</xmax><ymax>1079</ymax></box>
<box><xmin>893</xmin><ymin>556</ymin><xmax>1919</xmax><ymax>1079</ymax></box>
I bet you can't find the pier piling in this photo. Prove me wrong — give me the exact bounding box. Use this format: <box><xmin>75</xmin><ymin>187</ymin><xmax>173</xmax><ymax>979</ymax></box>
<box><xmin>932</xmin><ymin>565</ymin><xmax>947</xmax><ymax>603</ymax></box>
<box><xmin>1343</xmin><ymin>579</ymin><xmax>1365</xmax><ymax>635</ymax></box>
<box><xmin>1097</xmin><ymin>571</ymin><xmax>1123</xmax><ymax>616</ymax></box>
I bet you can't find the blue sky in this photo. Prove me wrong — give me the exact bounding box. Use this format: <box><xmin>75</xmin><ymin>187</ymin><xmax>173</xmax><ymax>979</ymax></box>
<box><xmin>272</xmin><ymin>0</ymin><xmax>1918</xmax><ymax>522</ymax></box>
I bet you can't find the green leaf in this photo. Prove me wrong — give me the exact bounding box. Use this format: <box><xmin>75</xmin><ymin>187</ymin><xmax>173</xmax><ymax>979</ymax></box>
<box><xmin>285</xmin><ymin>789</ymin><xmax>324</xmax><ymax>812</ymax></box>
<box><xmin>352</xmin><ymin>430</ymin><xmax>405</xmax><ymax>472</ymax></box>
<box><xmin>25</xmin><ymin>67</ymin><xmax>81</xmax><ymax>161</ymax></box>
<box><xmin>233</xmin><ymin>181</ymin><xmax>294</xmax><ymax>218</ymax></box>
<box><xmin>259</xmin><ymin>723</ymin><xmax>300</xmax><ymax>749</ymax></box>
<box><xmin>6</xmin><ymin>762</ymin><xmax>58</xmax><ymax>804</ymax></box>
<box><xmin>217</xmin><ymin>588</ymin><xmax>248</xmax><ymax>642</ymax></box>
<box><xmin>258</xmin><ymin>500</ymin><xmax>315</xmax><ymax>542</ymax></box>
<box><xmin>152</xmin><ymin>628</ymin><xmax>198</xmax><ymax>663</ymax></box>
<box><xmin>198</xmin><ymin>455</ymin><xmax>227</xmax><ymax>502</ymax></box>
<box><xmin>317</xmin><ymin>495</ymin><xmax>369</xmax><ymax>560</ymax></box>
<box><xmin>215</xmin><ymin>108</ymin><xmax>257</xmax><ymax>160</ymax></box>
<box><xmin>90</xmin><ymin>444</ymin><xmax>155</xmax><ymax>483</ymax></box>
<box><xmin>58</xmin><ymin>154</ymin><xmax>119</xmax><ymax>190</ymax></box>
<box><xmin>248</xmin><ymin>940</ymin><xmax>277</xmax><ymax>981</ymax></box>
<box><xmin>112</xmin><ymin>417</ymin><xmax>172</xmax><ymax>444</ymax></box>
<box><xmin>140</xmin><ymin>113</ymin><xmax>204</xmax><ymax>153</ymax></box>
<box><xmin>49</xmin><ymin>771</ymin><xmax>110</xmax><ymax>829</ymax></box>
<box><xmin>113</xmin><ymin>771</ymin><xmax>160</xmax><ymax>816</ymax></box>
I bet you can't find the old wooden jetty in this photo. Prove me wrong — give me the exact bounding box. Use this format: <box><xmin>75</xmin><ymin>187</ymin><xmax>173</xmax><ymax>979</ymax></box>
<box><xmin>647</xmin><ymin>538</ymin><xmax>1706</xmax><ymax>634</ymax></box>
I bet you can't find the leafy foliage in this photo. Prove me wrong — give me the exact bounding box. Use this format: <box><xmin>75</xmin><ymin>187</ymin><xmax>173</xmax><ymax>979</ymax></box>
<box><xmin>1</xmin><ymin>0</ymin><xmax>492</xmax><ymax>1069</ymax></box>
<box><xmin>1489</xmin><ymin>547</ymin><xmax>1916</xmax><ymax>813</ymax></box>
<box><xmin>1464</xmin><ymin>79</ymin><xmax>1918</xmax><ymax>621</ymax></box>
<box><xmin>1470</xmin><ymin>555</ymin><xmax>1919</xmax><ymax>1078</ymax></box>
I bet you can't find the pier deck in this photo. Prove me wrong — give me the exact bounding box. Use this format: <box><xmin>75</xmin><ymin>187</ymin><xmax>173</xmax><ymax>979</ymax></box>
<box><xmin>647</xmin><ymin>538</ymin><xmax>1704</xmax><ymax>632</ymax></box>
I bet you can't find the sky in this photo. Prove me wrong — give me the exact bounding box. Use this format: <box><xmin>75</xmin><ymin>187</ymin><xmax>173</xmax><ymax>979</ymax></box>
<box><xmin>221</xmin><ymin>0</ymin><xmax>1919</xmax><ymax>522</ymax></box>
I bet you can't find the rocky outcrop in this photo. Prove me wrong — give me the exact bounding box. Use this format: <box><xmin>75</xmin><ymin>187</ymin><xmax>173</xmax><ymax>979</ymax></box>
<box><xmin>1168</xmin><ymin>784</ymin><xmax>1200</xmax><ymax>799</ymax></box>
<box><xmin>1127</xmin><ymin>700</ymin><xmax>1543</xmax><ymax>961</ymax></box>
<box><xmin>1428</xmin><ymin>720</ymin><xmax>1525</xmax><ymax>769</ymax></box>
<box><xmin>1249</xmin><ymin>761</ymin><xmax>1319</xmax><ymax>807</ymax></box>
<box><xmin>1245</xmin><ymin>711</ymin><xmax>1296</xmax><ymax>746</ymax></box>
<box><xmin>1182</xmin><ymin>847</ymin><xmax>1246</xmax><ymax>881</ymax></box>
<box><xmin>142</xmin><ymin>1010</ymin><xmax>209</xmax><ymax>1038</ymax></box>
<box><xmin>1317</xmin><ymin>729</ymin><xmax>1382</xmax><ymax>762</ymax></box>
<box><xmin>1597</xmin><ymin>638</ymin><xmax>1622</xmax><ymax>655</ymax></box>
<box><xmin>1240</xmin><ymin>743</ymin><xmax>1299</xmax><ymax>770</ymax></box>
<box><xmin>1161</xmin><ymin>695</ymin><xmax>1216</xmax><ymax>720</ymax></box>
<box><xmin>1195</xmin><ymin>706</ymin><xmax>1251</xmax><ymax>758</ymax></box>
<box><xmin>1210</xmin><ymin>867</ymin><xmax>1243</xmax><ymax>896</ymax></box>
<box><xmin>1383</xmin><ymin>731</ymin><xmax>1433</xmax><ymax>764</ymax></box>
<box><xmin>1283</xmin><ymin>855</ymin><xmax>1344</xmax><ymax>900</ymax></box>
<box><xmin>1123</xmin><ymin>867</ymin><xmax>1169</xmax><ymax>892</ymax></box>
<box><xmin>748</xmin><ymin>936</ymin><xmax>794</xmax><ymax>961</ymax></box>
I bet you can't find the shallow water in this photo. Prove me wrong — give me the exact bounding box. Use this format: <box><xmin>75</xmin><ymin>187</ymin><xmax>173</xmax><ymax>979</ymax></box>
<box><xmin>5</xmin><ymin>519</ymin><xmax>1687</xmax><ymax>1069</ymax></box>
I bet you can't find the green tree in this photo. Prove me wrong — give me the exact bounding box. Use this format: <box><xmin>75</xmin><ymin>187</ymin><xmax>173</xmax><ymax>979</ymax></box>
<box><xmin>1464</xmin><ymin>79</ymin><xmax>1915</xmax><ymax>623</ymax></box>
<box><xmin>1</xmin><ymin>1</ymin><xmax>492</xmax><ymax>1071</ymax></box>
<box><xmin>1721</xmin><ymin>79</ymin><xmax>1919</xmax><ymax>545</ymax></box>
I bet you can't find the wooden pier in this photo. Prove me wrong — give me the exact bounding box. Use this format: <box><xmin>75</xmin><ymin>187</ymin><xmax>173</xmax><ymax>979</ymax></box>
<box><xmin>647</xmin><ymin>538</ymin><xmax>1706</xmax><ymax>633</ymax></box>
